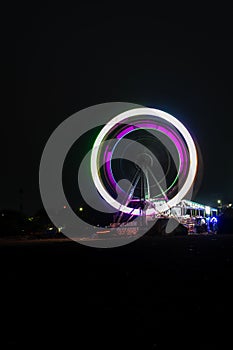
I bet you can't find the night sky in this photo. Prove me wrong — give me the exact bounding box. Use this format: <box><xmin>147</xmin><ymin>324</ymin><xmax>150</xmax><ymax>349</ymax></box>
<box><xmin>5</xmin><ymin>4</ymin><xmax>233</xmax><ymax>214</ymax></box>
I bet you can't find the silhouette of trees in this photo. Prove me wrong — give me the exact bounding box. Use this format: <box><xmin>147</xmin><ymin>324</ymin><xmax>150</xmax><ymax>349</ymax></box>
<box><xmin>218</xmin><ymin>207</ymin><xmax>233</xmax><ymax>234</ymax></box>
<box><xmin>0</xmin><ymin>209</ymin><xmax>28</xmax><ymax>236</ymax></box>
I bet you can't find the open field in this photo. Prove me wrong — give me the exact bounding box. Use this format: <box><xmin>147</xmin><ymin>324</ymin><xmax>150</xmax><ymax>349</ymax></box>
<box><xmin>1</xmin><ymin>234</ymin><xmax>233</xmax><ymax>348</ymax></box>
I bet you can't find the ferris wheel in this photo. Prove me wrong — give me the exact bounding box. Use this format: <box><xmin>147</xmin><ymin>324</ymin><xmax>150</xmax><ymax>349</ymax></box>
<box><xmin>91</xmin><ymin>107</ymin><xmax>198</xmax><ymax>222</ymax></box>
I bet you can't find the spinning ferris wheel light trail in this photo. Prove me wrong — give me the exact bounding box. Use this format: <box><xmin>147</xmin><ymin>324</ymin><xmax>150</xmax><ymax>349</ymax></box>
<box><xmin>91</xmin><ymin>107</ymin><xmax>198</xmax><ymax>219</ymax></box>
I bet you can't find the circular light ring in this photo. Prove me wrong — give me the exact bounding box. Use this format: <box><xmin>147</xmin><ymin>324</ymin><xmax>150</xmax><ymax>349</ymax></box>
<box><xmin>102</xmin><ymin>123</ymin><xmax>188</xmax><ymax>194</ymax></box>
<box><xmin>93</xmin><ymin>111</ymin><xmax>194</xmax><ymax>214</ymax></box>
<box><xmin>105</xmin><ymin>131</ymin><xmax>174</xmax><ymax>198</ymax></box>
<box><xmin>91</xmin><ymin>108</ymin><xmax>198</xmax><ymax>215</ymax></box>
<box><xmin>101</xmin><ymin>121</ymin><xmax>189</xmax><ymax>196</ymax></box>
<box><xmin>105</xmin><ymin>127</ymin><xmax>181</xmax><ymax>196</ymax></box>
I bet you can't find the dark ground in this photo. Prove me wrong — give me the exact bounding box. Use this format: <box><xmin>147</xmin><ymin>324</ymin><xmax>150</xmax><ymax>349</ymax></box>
<box><xmin>1</xmin><ymin>234</ymin><xmax>233</xmax><ymax>349</ymax></box>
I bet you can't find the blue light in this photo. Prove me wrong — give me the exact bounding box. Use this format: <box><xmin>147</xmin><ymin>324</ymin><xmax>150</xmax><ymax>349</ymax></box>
<box><xmin>210</xmin><ymin>216</ymin><xmax>218</xmax><ymax>223</ymax></box>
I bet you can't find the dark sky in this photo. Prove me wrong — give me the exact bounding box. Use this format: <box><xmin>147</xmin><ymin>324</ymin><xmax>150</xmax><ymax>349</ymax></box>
<box><xmin>4</xmin><ymin>4</ymin><xmax>233</xmax><ymax>214</ymax></box>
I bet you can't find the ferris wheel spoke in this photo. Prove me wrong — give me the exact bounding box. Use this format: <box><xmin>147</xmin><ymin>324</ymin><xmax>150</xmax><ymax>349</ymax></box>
<box><xmin>122</xmin><ymin>204</ymin><xmax>141</xmax><ymax>226</ymax></box>
<box><xmin>116</xmin><ymin>168</ymin><xmax>141</xmax><ymax>223</ymax></box>
<box><xmin>147</xmin><ymin>166</ymin><xmax>169</xmax><ymax>202</ymax></box>
<box><xmin>124</xmin><ymin>168</ymin><xmax>141</xmax><ymax>202</ymax></box>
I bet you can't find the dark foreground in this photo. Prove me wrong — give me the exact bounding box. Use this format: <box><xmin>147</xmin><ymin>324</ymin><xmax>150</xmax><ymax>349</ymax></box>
<box><xmin>1</xmin><ymin>234</ymin><xmax>233</xmax><ymax>349</ymax></box>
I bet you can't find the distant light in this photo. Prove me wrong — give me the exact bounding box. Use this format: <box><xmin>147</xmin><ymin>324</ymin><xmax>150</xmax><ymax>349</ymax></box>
<box><xmin>63</xmin><ymin>205</ymin><xmax>67</xmax><ymax>209</ymax></box>
<box><xmin>96</xmin><ymin>230</ymin><xmax>110</xmax><ymax>234</ymax></box>
<box><xmin>79</xmin><ymin>207</ymin><xmax>83</xmax><ymax>212</ymax></box>
<box><xmin>217</xmin><ymin>200</ymin><xmax>221</xmax><ymax>204</ymax></box>
<box><xmin>228</xmin><ymin>203</ymin><xmax>232</xmax><ymax>207</ymax></box>
<box><xmin>205</xmin><ymin>206</ymin><xmax>211</xmax><ymax>215</ymax></box>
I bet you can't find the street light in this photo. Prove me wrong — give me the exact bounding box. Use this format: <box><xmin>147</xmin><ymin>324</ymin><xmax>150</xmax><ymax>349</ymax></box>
<box><xmin>217</xmin><ymin>200</ymin><xmax>222</xmax><ymax>214</ymax></box>
<box><xmin>79</xmin><ymin>207</ymin><xmax>83</xmax><ymax>212</ymax></box>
